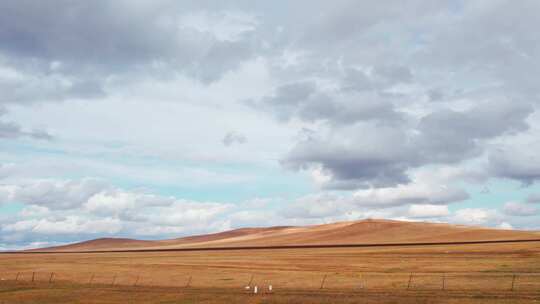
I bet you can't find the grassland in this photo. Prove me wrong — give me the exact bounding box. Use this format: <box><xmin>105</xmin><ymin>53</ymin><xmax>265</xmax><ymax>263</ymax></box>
<box><xmin>1</xmin><ymin>241</ymin><xmax>540</xmax><ymax>303</ymax></box>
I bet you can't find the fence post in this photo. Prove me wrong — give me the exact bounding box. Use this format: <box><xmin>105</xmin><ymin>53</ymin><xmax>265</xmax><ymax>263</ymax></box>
<box><xmin>320</xmin><ymin>274</ymin><xmax>327</xmax><ymax>289</ymax></box>
<box><xmin>511</xmin><ymin>274</ymin><xmax>517</xmax><ymax>291</ymax></box>
<box><xmin>49</xmin><ymin>272</ymin><xmax>55</xmax><ymax>284</ymax></box>
<box><xmin>442</xmin><ymin>273</ymin><xmax>445</xmax><ymax>291</ymax></box>
<box><xmin>407</xmin><ymin>273</ymin><xmax>413</xmax><ymax>290</ymax></box>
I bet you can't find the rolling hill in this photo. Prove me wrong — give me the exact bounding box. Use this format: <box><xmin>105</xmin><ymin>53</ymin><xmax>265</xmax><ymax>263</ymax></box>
<box><xmin>32</xmin><ymin>219</ymin><xmax>540</xmax><ymax>252</ymax></box>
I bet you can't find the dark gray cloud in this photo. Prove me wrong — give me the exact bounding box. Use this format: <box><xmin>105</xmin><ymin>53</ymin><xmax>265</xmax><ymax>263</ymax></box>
<box><xmin>415</xmin><ymin>100</ymin><xmax>533</xmax><ymax>163</ymax></box>
<box><xmin>0</xmin><ymin>107</ymin><xmax>52</xmax><ymax>140</ymax></box>
<box><xmin>0</xmin><ymin>1</ymin><xmax>235</xmax><ymax>70</ymax></box>
<box><xmin>0</xmin><ymin>0</ymin><xmax>259</xmax><ymax>107</ymax></box>
<box><xmin>7</xmin><ymin>179</ymin><xmax>109</xmax><ymax>210</ymax></box>
<box><xmin>251</xmin><ymin>75</ymin><xmax>404</xmax><ymax>126</ymax></box>
<box><xmin>283</xmin><ymin>124</ymin><xmax>413</xmax><ymax>189</ymax></box>
<box><xmin>258</xmin><ymin>1</ymin><xmax>539</xmax><ymax>189</ymax></box>
<box><xmin>295</xmin><ymin>0</ymin><xmax>443</xmax><ymax>52</ymax></box>
<box><xmin>1</xmin><ymin>0</ymin><xmax>531</xmax><ymax>191</ymax></box>
<box><xmin>0</xmin><ymin>66</ymin><xmax>106</xmax><ymax>105</ymax></box>
<box><xmin>427</xmin><ymin>89</ymin><xmax>444</xmax><ymax>102</ymax></box>
<box><xmin>0</xmin><ymin>121</ymin><xmax>23</xmax><ymax>139</ymax></box>
<box><xmin>222</xmin><ymin>131</ymin><xmax>247</xmax><ymax>146</ymax></box>
<box><xmin>372</xmin><ymin>65</ymin><xmax>413</xmax><ymax>85</ymax></box>
<box><xmin>250</xmin><ymin>81</ymin><xmax>316</xmax><ymax>122</ymax></box>
<box><xmin>526</xmin><ymin>193</ymin><xmax>540</xmax><ymax>204</ymax></box>
<box><xmin>257</xmin><ymin>1</ymin><xmax>540</xmax><ymax>189</ymax></box>
<box><xmin>488</xmin><ymin>148</ymin><xmax>540</xmax><ymax>185</ymax></box>
<box><xmin>283</xmin><ymin>98</ymin><xmax>533</xmax><ymax>189</ymax></box>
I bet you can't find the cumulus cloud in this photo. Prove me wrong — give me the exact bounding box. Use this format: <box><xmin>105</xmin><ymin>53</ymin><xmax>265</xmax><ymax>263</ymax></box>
<box><xmin>1</xmin><ymin>177</ymin><xmax>231</xmax><ymax>227</ymax></box>
<box><xmin>282</xmin><ymin>98</ymin><xmax>533</xmax><ymax>189</ymax></box>
<box><xmin>281</xmin><ymin>163</ymin><xmax>472</xmax><ymax>221</ymax></box>
<box><xmin>283</xmin><ymin>123</ymin><xmax>412</xmax><ymax>189</ymax></box>
<box><xmin>283</xmin><ymin>174</ymin><xmax>467</xmax><ymax>220</ymax></box>
<box><xmin>247</xmin><ymin>1</ymin><xmax>540</xmax><ymax>190</ymax></box>
<box><xmin>0</xmin><ymin>176</ymin><xmax>238</xmax><ymax>247</ymax></box>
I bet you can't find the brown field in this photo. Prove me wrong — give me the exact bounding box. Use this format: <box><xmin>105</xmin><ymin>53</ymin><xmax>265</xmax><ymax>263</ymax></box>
<box><xmin>2</xmin><ymin>241</ymin><xmax>540</xmax><ymax>303</ymax></box>
<box><xmin>1</xmin><ymin>220</ymin><xmax>540</xmax><ymax>303</ymax></box>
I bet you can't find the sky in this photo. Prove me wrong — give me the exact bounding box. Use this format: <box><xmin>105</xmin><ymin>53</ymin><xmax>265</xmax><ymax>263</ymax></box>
<box><xmin>1</xmin><ymin>0</ymin><xmax>540</xmax><ymax>250</ymax></box>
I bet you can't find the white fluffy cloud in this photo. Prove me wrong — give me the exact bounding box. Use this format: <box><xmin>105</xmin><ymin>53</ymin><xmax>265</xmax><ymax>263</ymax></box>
<box><xmin>498</xmin><ymin>222</ymin><xmax>513</xmax><ymax>230</ymax></box>
<box><xmin>350</xmin><ymin>166</ymin><xmax>472</xmax><ymax>207</ymax></box>
<box><xmin>84</xmin><ymin>190</ymin><xmax>175</xmax><ymax>216</ymax></box>
<box><xmin>351</xmin><ymin>183</ymin><xmax>468</xmax><ymax>208</ymax></box>
<box><xmin>3</xmin><ymin>216</ymin><xmax>122</xmax><ymax>235</ymax></box>
<box><xmin>0</xmin><ymin>176</ymin><xmax>236</xmax><ymax>245</ymax></box>
<box><xmin>451</xmin><ymin>208</ymin><xmax>501</xmax><ymax>226</ymax></box>
<box><xmin>408</xmin><ymin>204</ymin><xmax>449</xmax><ymax>218</ymax></box>
<box><xmin>6</xmin><ymin>179</ymin><xmax>108</xmax><ymax>210</ymax></box>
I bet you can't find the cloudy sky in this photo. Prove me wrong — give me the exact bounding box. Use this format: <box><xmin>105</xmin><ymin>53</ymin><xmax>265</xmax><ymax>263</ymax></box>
<box><xmin>1</xmin><ymin>0</ymin><xmax>540</xmax><ymax>250</ymax></box>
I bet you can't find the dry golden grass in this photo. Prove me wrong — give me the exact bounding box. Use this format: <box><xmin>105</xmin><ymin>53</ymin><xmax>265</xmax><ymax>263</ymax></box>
<box><xmin>1</xmin><ymin>282</ymin><xmax>540</xmax><ymax>304</ymax></box>
<box><xmin>2</xmin><ymin>241</ymin><xmax>540</xmax><ymax>303</ymax></box>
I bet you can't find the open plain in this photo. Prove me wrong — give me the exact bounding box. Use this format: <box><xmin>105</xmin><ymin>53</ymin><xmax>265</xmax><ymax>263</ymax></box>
<box><xmin>1</xmin><ymin>220</ymin><xmax>540</xmax><ymax>303</ymax></box>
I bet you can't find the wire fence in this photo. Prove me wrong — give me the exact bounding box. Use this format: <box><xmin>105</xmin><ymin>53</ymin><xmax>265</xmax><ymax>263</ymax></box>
<box><xmin>1</xmin><ymin>271</ymin><xmax>540</xmax><ymax>292</ymax></box>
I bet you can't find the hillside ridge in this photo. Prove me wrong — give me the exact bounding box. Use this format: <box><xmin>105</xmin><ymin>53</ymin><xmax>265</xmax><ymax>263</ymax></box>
<box><xmin>32</xmin><ymin>219</ymin><xmax>540</xmax><ymax>252</ymax></box>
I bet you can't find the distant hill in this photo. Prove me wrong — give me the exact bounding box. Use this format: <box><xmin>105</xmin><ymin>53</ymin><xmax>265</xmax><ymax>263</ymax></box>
<box><xmin>32</xmin><ymin>219</ymin><xmax>540</xmax><ymax>252</ymax></box>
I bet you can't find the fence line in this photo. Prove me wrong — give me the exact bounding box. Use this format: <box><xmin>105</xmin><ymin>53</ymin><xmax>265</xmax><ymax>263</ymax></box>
<box><xmin>2</xmin><ymin>271</ymin><xmax>540</xmax><ymax>292</ymax></box>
